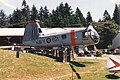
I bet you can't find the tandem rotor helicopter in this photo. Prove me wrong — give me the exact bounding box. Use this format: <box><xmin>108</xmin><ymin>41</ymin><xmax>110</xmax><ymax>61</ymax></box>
<box><xmin>23</xmin><ymin>20</ymin><xmax>100</xmax><ymax>61</ymax></box>
<box><xmin>22</xmin><ymin>20</ymin><xmax>100</xmax><ymax>48</ymax></box>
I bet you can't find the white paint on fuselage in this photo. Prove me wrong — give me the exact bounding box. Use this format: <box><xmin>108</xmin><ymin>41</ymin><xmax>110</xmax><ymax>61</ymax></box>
<box><xmin>41</xmin><ymin>28</ymin><xmax>86</xmax><ymax>37</ymax></box>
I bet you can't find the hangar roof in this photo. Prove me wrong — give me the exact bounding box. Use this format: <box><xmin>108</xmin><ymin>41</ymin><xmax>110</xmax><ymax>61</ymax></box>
<box><xmin>0</xmin><ymin>28</ymin><xmax>25</xmax><ymax>37</ymax></box>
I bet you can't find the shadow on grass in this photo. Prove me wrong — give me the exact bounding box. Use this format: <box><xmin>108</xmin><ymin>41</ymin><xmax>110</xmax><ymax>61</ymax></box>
<box><xmin>69</xmin><ymin>64</ymin><xmax>81</xmax><ymax>79</ymax></box>
<box><xmin>37</xmin><ymin>53</ymin><xmax>63</xmax><ymax>62</ymax></box>
<box><xmin>81</xmin><ymin>62</ymin><xmax>97</xmax><ymax>64</ymax></box>
<box><xmin>105</xmin><ymin>74</ymin><xmax>120</xmax><ymax>79</ymax></box>
<box><xmin>69</xmin><ymin>61</ymin><xmax>85</xmax><ymax>67</ymax></box>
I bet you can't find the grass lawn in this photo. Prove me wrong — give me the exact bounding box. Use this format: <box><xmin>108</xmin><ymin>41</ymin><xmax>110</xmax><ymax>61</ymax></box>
<box><xmin>0</xmin><ymin>50</ymin><xmax>120</xmax><ymax>80</ymax></box>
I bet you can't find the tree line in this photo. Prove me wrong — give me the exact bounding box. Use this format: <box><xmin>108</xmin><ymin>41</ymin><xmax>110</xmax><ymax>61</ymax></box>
<box><xmin>0</xmin><ymin>0</ymin><xmax>93</xmax><ymax>28</ymax></box>
<box><xmin>0</xmin><ymin>0</ymin><xmax>120</xmax><ymax>27</ymax></box>
<box><xmin>0</xmin><ymin>0</ymin><xmax>120</xmax><ymax>49</ymax></box>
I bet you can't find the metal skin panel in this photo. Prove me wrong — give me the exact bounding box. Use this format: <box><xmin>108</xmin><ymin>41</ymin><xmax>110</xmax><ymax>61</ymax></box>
<box><xmin>112</xmin><ymin>33</ymin><xmax>120</xmax><ymax>49</ymax></box>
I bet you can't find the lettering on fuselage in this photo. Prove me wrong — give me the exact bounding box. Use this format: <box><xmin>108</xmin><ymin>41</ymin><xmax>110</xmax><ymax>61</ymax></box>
<box><xmin>36</xmin><ymin>39</ymin><xmax>46</xmax><ymax>44</ymax></box>
<box><xmin>52</xmin><ymin>36</ymin><xmax>59</xmax><ymax>42</ymax></box>
<box><xmin>35</xmin><ymin>36</ymin><xmax>59</xmax><ymax>44</ymax></box>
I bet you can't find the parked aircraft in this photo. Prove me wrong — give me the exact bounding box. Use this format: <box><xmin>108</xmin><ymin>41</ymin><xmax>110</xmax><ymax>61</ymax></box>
<box><xmin>107</xmin><ymin>55</ymin><xmax>120</xmax><ymax>74</ymax></box>
<box><xmin>22</xmin><ymin>21</ymin><xmax>100</xmax><ymax>48</ymax></box>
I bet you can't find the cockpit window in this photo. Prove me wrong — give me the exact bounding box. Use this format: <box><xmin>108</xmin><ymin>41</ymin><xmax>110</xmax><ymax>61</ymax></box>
<box><xmin>82</xmin><ymin>31</ymin><xmax>87</xmax><ymax>38</ymax></box>
<box><xmin>38</xmin><ymin>28</ymin><xmax>42</xmax><ymax>33</ymax></box>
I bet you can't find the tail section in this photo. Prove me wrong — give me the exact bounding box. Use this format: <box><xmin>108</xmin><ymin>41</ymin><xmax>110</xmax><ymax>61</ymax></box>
<box><xmin>107</xmin><ymin>55</ymin><xmax>120</xmax><ymax>73</ymax></box>
<box><xmin>23</xmin><ymin>21</ymin><xmax>41</xmax><ymax>43</ymax></box>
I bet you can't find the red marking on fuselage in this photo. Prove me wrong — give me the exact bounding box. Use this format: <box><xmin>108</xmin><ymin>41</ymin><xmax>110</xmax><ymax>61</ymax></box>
<box><xmin>82</xmin><ymin>38</ymin><xmax>88</xmax><ymax>40</ymax></box>
<box><xmin>31</xmin><ymin>22</ymin><xmax>38</xmax><ymax>24</ymax></box>
<box><xmin>70</xmin><ymin>30</ymin><xmax>76</xmax><ymax>46</ymax></box>
<box><xmin>108</xmin><ymin>58</ymin><xmax>120</xmax><ymax>69</ymax></box>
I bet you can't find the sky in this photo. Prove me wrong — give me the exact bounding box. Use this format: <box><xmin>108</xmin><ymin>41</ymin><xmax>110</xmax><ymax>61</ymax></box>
<box><xmin>0</xmin><ymin>0</ymin><xmax>120</xmax><ymax>21</ymax></box>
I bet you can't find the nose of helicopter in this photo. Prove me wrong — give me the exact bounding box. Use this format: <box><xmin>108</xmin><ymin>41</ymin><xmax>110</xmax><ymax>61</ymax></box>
<box><xmin>87</xmin><ymin>25</ymin><xmax>100</xmax><ymax>44</ymax></box>
<box><xmin>92</xmin><ymin>34</ymin><xmax>100</xmax><ymax>43</ymax></box>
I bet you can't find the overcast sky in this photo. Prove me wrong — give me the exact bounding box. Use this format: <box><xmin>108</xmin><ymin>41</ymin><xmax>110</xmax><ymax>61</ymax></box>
<box><xmin>0</xmin><ymin>0</ymin><xmax>120</xmax><ymax>21</ymax></box>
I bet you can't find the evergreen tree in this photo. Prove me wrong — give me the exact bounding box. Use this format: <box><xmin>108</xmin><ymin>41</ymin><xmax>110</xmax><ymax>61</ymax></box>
<box><xmin>103</xmin><ymin>10</ymin><xmax>111</xmax><ymax>21</ymax></box>
<box><xmin>0</xmin><ymin>10</ymin><xmax>8</xmax><ymax>27</ymax></box>
<box><xmin>63</xmin><ymin>3</ymin><xmax>73</xmax><ymax>25</ymax></box>
<box><xmin>112</xmin><ymin>4</ymin><xmax>120</xmax><ymax>25</ymax></box>
<box><xmin>30</xmin><ymin>5</ymin><xmax>38</xmax><ymax>21</ymax></box>
<box><xmin>0</xmin><ymin>10</ymin><xmax>6</xmax><ymax>21</ymax></box>
<box><xmin>68</xmin><ymin>14</ymin><xmax>76</xmax><ymax>24</ymax></box>
<box><xmin>56</xmin><ymin>3</ymin><xmax>65</xmax><ymax>25</ymax></box>
<box><xmin>75</xmin><ymin>7</ymin><xmax>86</xmax><ymax>26</ymax></box>
<box><xmin>43</xmin><ymin>6</ymin><xmax>49</xmax><ymax>19</ymax></box>
<box><xmin>51</xmin><ymin>9</ymin><xmax>61</xmax><ymax>27</ymax></box>
<box><xmin>22</xmin><ymin>0</ymin><xmax>27</xmax><ymax>7</ymax></box>
<box><xmin>25</xmin><ymin>5</ymin><xmax>30</xmax><ymax>21</ymax></box>
<box><xmin>11</xmin><ymin>9</ymin><xmax>23</xmax><ymax>23</ymax></box>
<box><xmin>59</xmin><ymin>2</ymin><xmax>64</xmax><ymax>17</ymax></box>
<box><xmin>21</xmin><ymin>0</ymin><xmax>30</xmax><ymax>22</ymax></box>
<box><xmin>86</xmin><ymin>11</ymin><xmax>93</xmax><ymax>23</ymax></box>
<box><xmin>46</xmin><ymin>13</ymin><xmax>54</xmax><ymax>27</ymax></box>
<box><xmin>50</xmin><ymin>2</ymin><xmax>74</xmax><ymax>27</ymax></box>
<box><xmin>9</xmin><ymin>0</ymin><xmax>30</xmax><ymax>27</ymax></box>
<box><xmin>39</xmin><ymin>6</ymin><xmax>44</xmax><ymax>21</ymax></box>
<box><xmin>64</xmin><ymin>3</ymin><xmax>72</xmax><ymax>17</ymax></box>
<box><xmin>9</xmin><ymin>9</ymin><xmax>25</xmax><ymax>27</ymax></box>
<box><xmin>42</xmin><ymin>6</ymin><xmax>49</xmax><ymax>27</ymax></box>
<box><xmin>50</xmin><ymin>4</ymin><xmax>64</xmax><ymax>27</ymax></box>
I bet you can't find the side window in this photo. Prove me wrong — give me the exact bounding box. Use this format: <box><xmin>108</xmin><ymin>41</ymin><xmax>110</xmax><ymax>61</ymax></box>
<box><xmin>82</xmin><ymin>31</ymin><xmax>87</xmax><ymax>38</ymax></box>
<box><xmin>61</xmin><ymin>34</ymin><xmax>67</xmax><ymax>39</ymax></box>
<box><xmin>38</xmin><ymin>28</ymin><xmax>42</xmax><ymax>33</ymax></box>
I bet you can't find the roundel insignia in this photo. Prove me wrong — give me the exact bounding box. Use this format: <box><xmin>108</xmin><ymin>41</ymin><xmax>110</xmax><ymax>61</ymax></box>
<box><xmin>46</xmin><ymin>38</ymin><xmax>51</xmax><ymax>43</ymax></box>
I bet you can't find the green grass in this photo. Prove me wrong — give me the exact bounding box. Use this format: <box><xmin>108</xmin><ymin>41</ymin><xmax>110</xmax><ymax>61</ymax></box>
<box><xmin>0</xmin><ymin>50</ymin><xmax>120</xmax><ymax>80</ymax></box>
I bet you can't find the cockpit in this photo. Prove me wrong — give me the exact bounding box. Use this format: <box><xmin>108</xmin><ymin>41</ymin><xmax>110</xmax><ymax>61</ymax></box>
<box><xmin>84</xmin><ymin>25</ymin><xmax>100</xmax><ymax>44</ymax></box>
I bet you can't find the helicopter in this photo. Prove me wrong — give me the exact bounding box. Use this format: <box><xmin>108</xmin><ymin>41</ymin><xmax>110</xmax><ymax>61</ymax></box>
<box><xmin>22</xmin><ymin>20</ymin><xmax>100</xmax><ymax>48</ymax></box>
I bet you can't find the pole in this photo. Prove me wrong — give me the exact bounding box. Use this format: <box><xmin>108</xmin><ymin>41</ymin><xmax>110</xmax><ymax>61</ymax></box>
<box><xmin>16</xmin><ymin>51</ymin><xmax>19</xmax><ymax>58</ymax></box>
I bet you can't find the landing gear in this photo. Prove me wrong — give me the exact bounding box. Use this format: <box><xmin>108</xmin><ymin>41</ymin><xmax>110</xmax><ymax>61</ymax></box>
<box><xmin>62</xmin><ymin>46</ymin><xmax>76</xmax><ymax>62</ymax></box>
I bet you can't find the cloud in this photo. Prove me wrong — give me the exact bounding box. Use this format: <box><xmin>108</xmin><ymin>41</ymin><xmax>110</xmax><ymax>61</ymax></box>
<box><xmin>0</xmin><ymin>0</ymin><xmax>16</xmax><ymax>9</ymax></box>
<box><xmin>110</xmin><ymin>0</ymin><xmax>120</xmax><ymax>4</ymax></box>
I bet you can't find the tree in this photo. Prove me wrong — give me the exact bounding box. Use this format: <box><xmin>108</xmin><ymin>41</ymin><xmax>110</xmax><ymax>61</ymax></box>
<box><xmin>64</xmin><ymin>3</ymin><xmax>72</xmax><ymax>18</ymax></box>
<box><xmin>59</xmin><ymin>2</ymin><xmax>64</xmax><ymax>17</ymax></box>
<box><xmin>0</xmin><ymin>10</ymin><xmax>8</xmax><ymax>27</ymax></box>
<box><xmin>50</xmin><ymin>3</ymin><xmax>72</xmax><ymax>27</ymax></box>
<box><xmin>112</xmin><ymin>4</ymin><xmax>120</xmax><ymax>25</ymax></box>
<box><xmin>43</xmin><ymin>6</ymin><xmax>49</xmax><ymax>19</ymax></box>
<box><xmin>50</xmin><ymin>9</ymin><xmax>62</xmax><ymax>27</ymax></box>
<box><xmin>21</xmin><ymin>0</ymin><xmax>30</xmax><ymax>22</ymax></box>
<box><xmin>75</xmin><ymin>7</ymin><xmax>86</xmax><ymax>26</ymax></box>
<box><xmin>41</xmin><ymin>6</ymin><xmax>49</xmax><ymax>27</ymax></box>
<box><xmin>30</xmin><ymin>5</ymin><xmax>38</xmax><ymax>21</ymax></box>
<box><xmin>93</xmin><ymin>21</ymin><xmax>119</xmax><ymax>49</ymax></box>
<box><xmin>63</xmin><ymin>3</ymin><xmax>73</xmax><ymax>25</ymax></box>
<box><xmin>22</xmin><ymin>0</ymin><xmax>27</xmax><ymax>7</ymax></box>
<box><xmin>86</xmin><ymin>11</ymin><xmax>93</xmax><ymax>23</ymax></box>
<box><xmin>8</xmin><ymin>0</ymin><xmax>30</xmax><ymax>27</ymax></box>
<box><xmin>11</xmin><ymin>9</ymin><xmax>23</xmax><ymax>23</ymax></box>
<box><xmin>103</xmin><ymin>10</ymin><xmax>111</xmax><ymax>21</ymax></box>
<box><xmin>23</xmin><ymin>5</ymin><xmax>30</xmax><ymax>21</ymax></box>
<box><xmin>9</xmin><ymin>9</ymin><xmax>25</xmax><ymax>27</ymax></box>
<box><xmin>39</xmin><ymin>6</ymin><xmax>44</xmax><ymax>21</ymax></box>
